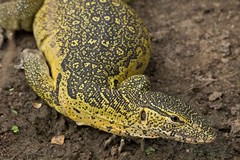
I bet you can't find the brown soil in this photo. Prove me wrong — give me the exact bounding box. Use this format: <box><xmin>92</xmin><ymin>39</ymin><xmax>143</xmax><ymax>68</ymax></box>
<box><xmin>0</xmin><ymin>0</ymin><xmax>240</xmax><ymax>159</ymax></box>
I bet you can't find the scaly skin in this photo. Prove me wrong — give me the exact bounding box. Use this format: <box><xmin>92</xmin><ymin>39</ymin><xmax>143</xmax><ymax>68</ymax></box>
<box><xmin>1</xmin><ymin>0</ymin><xmax>216</xmax><ymax>144</ymax></box>
<box><xmin>0</xmin><ymin>0</ymin><xmax>44</xmax><ymax>31</ymax></box>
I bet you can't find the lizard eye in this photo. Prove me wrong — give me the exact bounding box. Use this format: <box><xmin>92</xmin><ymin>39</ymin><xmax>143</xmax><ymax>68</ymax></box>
<box><xmin>171</xmin><ymin>115</ymin><xmax>180</xmax><ymax>122</ymax></box>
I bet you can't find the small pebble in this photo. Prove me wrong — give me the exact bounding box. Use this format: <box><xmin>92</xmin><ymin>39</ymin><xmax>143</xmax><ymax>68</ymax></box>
<box><xmin>32</xmin><ymin>102</ymin><xmax>42</xmax><ymax>109</ymax></box>
<box><xmin>51</xmin><ymin>135</ymin><xmax>65</xmax><ymax>145</ymax></box>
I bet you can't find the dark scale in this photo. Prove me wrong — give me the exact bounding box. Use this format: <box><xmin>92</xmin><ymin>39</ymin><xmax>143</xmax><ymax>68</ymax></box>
<box><xmin>52</xmin><ymin>73</ymin><xmax>62</xmax><ymax>106</ymax></box>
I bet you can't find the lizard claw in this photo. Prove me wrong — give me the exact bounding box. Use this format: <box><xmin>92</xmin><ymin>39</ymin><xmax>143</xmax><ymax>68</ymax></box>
<box><xmin>118</xmin><ymin>138</ymin><xmax>125</xmax><ymax>153</ymax></box>
<box><xmin>104</xmin><ymin>135</ymin><xmax>117</xmax><ymax>149</ymax></box>
<box><xmin>104</xmin><ymin>135</ymin><xmax>146</xmax><ymax>154</ymax></box>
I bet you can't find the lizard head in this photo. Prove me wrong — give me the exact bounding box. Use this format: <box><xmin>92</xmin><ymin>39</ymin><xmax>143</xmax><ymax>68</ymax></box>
<box><xmin>124</xmin><ymin>91</ymin><xmax>216</xmax><ymax>144</ymax></box>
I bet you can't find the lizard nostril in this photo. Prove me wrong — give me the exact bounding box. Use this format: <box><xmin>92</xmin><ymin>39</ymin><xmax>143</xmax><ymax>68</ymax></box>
<box><xmin>114</xmin><ymin>79</ymin><xmax>118</xmax><ymax>88</ymax></box>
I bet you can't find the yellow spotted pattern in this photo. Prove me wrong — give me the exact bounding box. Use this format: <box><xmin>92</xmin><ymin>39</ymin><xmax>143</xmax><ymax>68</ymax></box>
<box><xmin>0</xmin><ymin>0</ymin><xmax>216</xmax><ymax>144</ymax></box>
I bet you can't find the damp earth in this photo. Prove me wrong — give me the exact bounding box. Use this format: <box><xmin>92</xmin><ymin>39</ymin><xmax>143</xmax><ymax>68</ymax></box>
<box><xmin>0</xmin><ymin>0</ymin><xmax>239</xmax><ymax>159</ymax></box>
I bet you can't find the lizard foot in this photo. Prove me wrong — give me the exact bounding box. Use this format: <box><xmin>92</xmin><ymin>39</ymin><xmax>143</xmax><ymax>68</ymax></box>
<box><xmin>104</xmin><ymin>135</ymin><xmax>145</xmax><ymax>154</ymax></box>
<box><xmin>104</xmin><ymin>135</ymin><xmax>126</xmax><ymax>154</ymax></box>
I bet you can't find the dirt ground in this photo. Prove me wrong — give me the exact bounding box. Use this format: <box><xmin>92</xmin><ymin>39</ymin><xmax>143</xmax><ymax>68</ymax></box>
<box><xmin>0</xmin><ymin>0</ymin><xmax>240</xmax><ymax>159</ymax></box>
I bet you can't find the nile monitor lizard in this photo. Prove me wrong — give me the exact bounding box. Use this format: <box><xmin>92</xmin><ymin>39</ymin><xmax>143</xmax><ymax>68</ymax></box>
<box><xmin>0</xmin><ymin>0</ymin><xmax>215</xmax><ymax>145</ymax></box>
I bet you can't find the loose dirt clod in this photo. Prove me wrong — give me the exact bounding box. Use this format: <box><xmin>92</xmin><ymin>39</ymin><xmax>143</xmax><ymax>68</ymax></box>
<box><xmin>230</xmin><ymin>119</ymin><xmax>240</xmax><ymax>135</ymax></box>
<box><xmin>208</xmin><ymin>91</ymin><xmax>223</xmax><ymax>101</ymax></box>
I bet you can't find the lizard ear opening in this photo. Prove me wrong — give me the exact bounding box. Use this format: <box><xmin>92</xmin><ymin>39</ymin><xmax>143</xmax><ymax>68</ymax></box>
<box><xmin>140</xmin><ymin>109</ymin><xmax>147</xmax><ymax>121</ymax></box>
